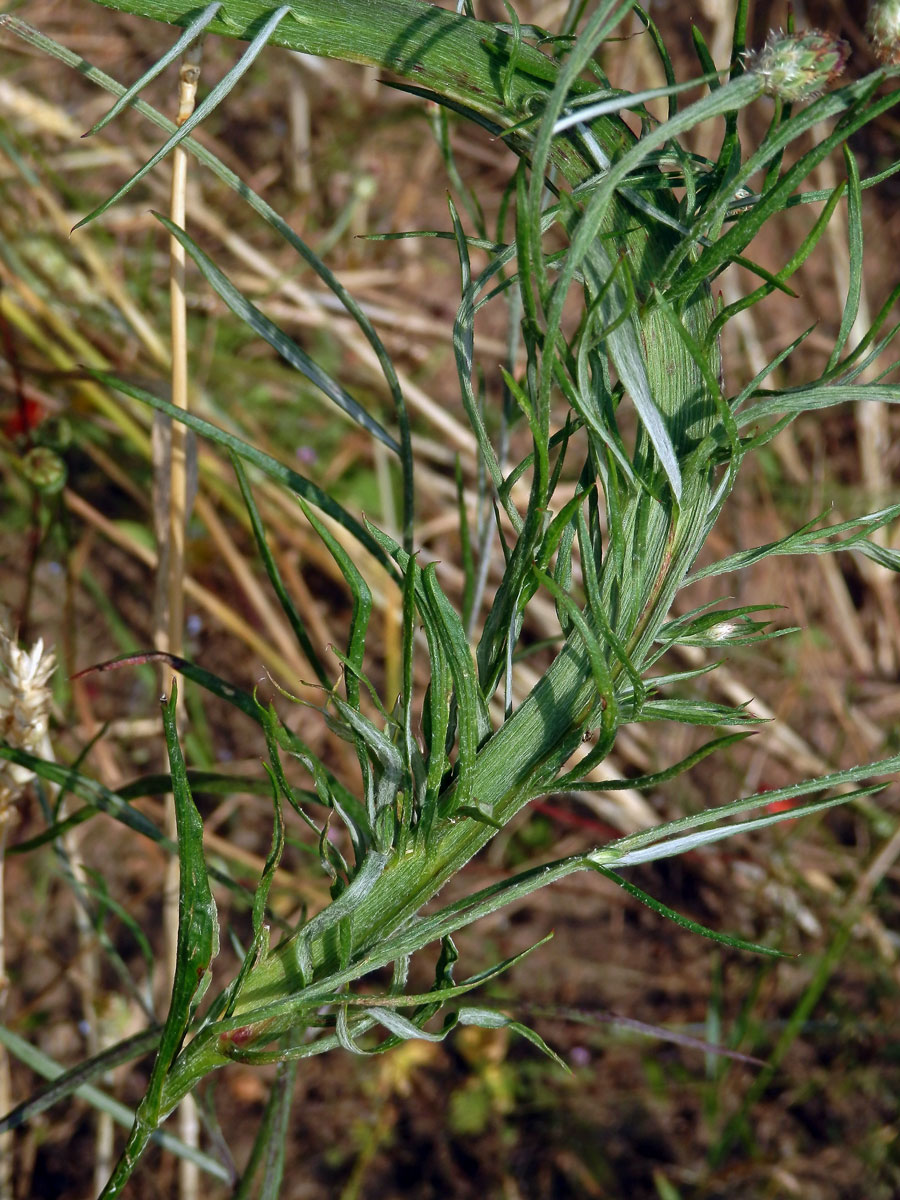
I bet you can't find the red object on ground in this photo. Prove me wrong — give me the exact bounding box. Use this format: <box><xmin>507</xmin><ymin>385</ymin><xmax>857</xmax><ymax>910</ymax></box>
<box><xmin>2</xmin><ymin>396</ymin><xmax>45</xmax><ymax>437</ymax></box>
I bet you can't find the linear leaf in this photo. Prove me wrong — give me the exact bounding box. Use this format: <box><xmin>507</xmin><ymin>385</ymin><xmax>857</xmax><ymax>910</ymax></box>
<box><xmin>635</xmin><ymin>698</ymin><xmax>762</xmax><ymax>726</ymax></box>
<box><xmin>688</xmin><ymin>504</ymin><xmax>900</xmax><ymax>583</ymax></box>
<box><xmin>87</xmin><ymin>370</ymin><xmax>397</xmax><ymax>574</ymax></box>
<box><xmin>605</xmin><ymin>753</ymin><xmax>900</xmax><ymax>856</ymax></box>
<box><xmin>545</xmin><ymin>732</ymin><xmax>751</xmax><ymax>795</ymax></box>
<box><xmin>231</xmin><ymin>455</ymin><xmax>331</xmax><ymax>687</ymax></box>
<box><xmin>598</xmin><ymin>785</ymin><xmax>886</xmax><ymax>868</ymax></box>
<box><xmin>0</xmin><ymin>1027</ymin><xmax>227</xmax><ymax>1179</ymax></box>
<box><xmin>83</xmin><ymin>1</ymin><xmax>222</xmax><ymax>135</ymax></box>
<box><xmin>73</xmin><ymin>6</ymin><xmax>293</xmax><ymax>230</ymax></box>
<box><xmin>156</xmin><ymin>213</ymin><xmax>399</xmax><ymax>453</ymax></box>
<box><xmin>587</xmin><ymin>864</ymin><xmax>788</xmax><ymax>956</ymax></box>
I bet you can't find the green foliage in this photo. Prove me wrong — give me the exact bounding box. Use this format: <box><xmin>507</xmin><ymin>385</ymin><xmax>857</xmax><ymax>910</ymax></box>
<box><xmin>2</xmin><ymin>1</ymin><xmax>900</xmax><ymax>1194</ymax></box>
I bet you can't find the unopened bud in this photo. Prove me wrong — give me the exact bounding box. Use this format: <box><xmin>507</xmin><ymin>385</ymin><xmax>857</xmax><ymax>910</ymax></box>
<box><xmin>746</xmin><ymin>29</ymin><xmax>849</xmax><ymax>102</ymax></box>
<box><xmin>706</xmin><ymin>620</ymin><xmax>740</xmax><ymax>643</ymax></box>
<box><xmin>21</xmin><ymin>446</ymin><xmax>67</xmax><ymax>494</ymax></box>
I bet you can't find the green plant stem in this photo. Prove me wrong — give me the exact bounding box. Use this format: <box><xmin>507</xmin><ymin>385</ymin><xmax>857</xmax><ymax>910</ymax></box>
<box><xmin>150</xmin><ymin>638</ymin><xmax>597</xmax><ymax>1105</ymax></box>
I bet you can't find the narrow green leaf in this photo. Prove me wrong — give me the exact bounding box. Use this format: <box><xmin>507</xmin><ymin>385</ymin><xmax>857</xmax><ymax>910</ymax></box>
<box><xmin>259</xmin><ymin>703</ymin><xmax>364</xmax><ymax>865</ymax></box>
<box><xmin>453</xmin><ymin>262</ymin><xmax>515</xmax><ymax>522</ymax></box>
<box><xmin>587</xmin><ymin>864</ymin><xmax>788</xmax><ymax>956</ymax></box>
<box><xmin>97</xmin><ymin>684</ymin><xmax>221</xmax><ymax>1195</ymax></box>
<box><xmin>362</xmin><ymin>526</ymin><xmax>452</xmax><ymax>831</ymax></box>
<box><xmin>453</xmin><ymin>459</ymin><xmax>476</xmax><ymax>632</ymax></box>
<box><xmin>155</xmin><ymin>214</ymin><xmax>398</xmax><ymax>452</ymax></box>
<box><xmin>0</xmin><ymin>746</ymin><xmax>165</xmax><ymax>844</ymax></box>
<box><xmin>87</xmin><ymin>370</ymin><xmax>397</xmax><ymax>575</ymax></box>
<box><xmin>739</xmin><ymin>382</ymin><xmax>900</xmax><ymax>427</ymax></box>
<box><xmin>258</xmin><ymin>1061</ymin><xmax>297</xmax><ymax>1200</ymax></box>
<box><xmin>155</xmin><ymin>685</ymin><xmax>220</xmax><ymax>1076</ymax></box>
<box><xmin>73</xmin><ymin>6</ymin><xmax>293</xmax><ymax>230</ymax></box>
<box><xmin>117</xmin><ymin>769</ymin><xmax>279</xmax><ymax>801</ymax></box>
<box><xmin>598</xmin><ymin>785</ymin><xmax>887</xmax><ymax>868</ymax></box>
<box><xmin>659</xmin><ymin>603</ymin><xmax>785</xmax><ymax>647</ymax></box>
<box><xmin>76</xmin><ymin>649</ymin><xmax>261</xmax><ymax>720</ymax></box>
<box><xmin>584</xmin><ymin>242</ymin><xmax>684</xmax><ymax>499</ymax></box>
<box><xmin>0</xmin><ymin>1026</ymin><xmax>160</xmax><ymax>1133</ymax></box>
<box><xmin>689</xmin><ymin>23</ymin><xmax>718</xmax><ymax>87</ymax></box>
<box><xmin>82</xmin><ymin>1</ymin><xmax>222</xmax><ymax>135</ymax></box>
<box><xmin>553</xmin><ymin>73</ymin><xmax>720</xmax><ymax>134</ymax></box>
<box><xmin>0</xmin><ymin>1027</ymin><xmax>228</xmax><ymax>1179</ymax></box>
<box><xmin>231</xmin><ymin>455</ymin><xmax>331</xmax><ymax>687</ymax></box>
<box><xmin>533</xmin><ymin>567</ymin><xmax>616</xmax><ymax>735</ymax></box>
<box><xmin>422</xmin><ymin>564</ymin><xmax>489</xmax><ymax>812</ymax></box>
<box><xmin>688</xmin><ymin>503</ymin><xmax>900</xmax><ymax>583</ymax></box>
<box><xmin>543</xmin><ymin>732</ymin><xmax>751</xmax><ymax>795</ymax></box>
<box><xmin>297</xmin><ymin>496</ymin><xmax>372</xmax><ymax>709</ymax></box>
<box><xmin>708</xmin><ymin>179</ymin><xmax>846</xmax><ymax>341</ymax></box>
<box><xmin>329</xmin><ymin>699</ymin><xmax>403</xmax><ymax>851</ymax></box>
<box><xmin>636</xmin><ymin>698</ymin><xmax>761</xmax><ymax>726</ymax></box>
<box><xmin>252</xmin><ymin>783</ymin><xmax>285</xmax><ymax>937</ymax></box>
<box><xmin>606</xmin><ymin>753</ymin><xmax>900</xmax><ymax>856</ymax></box>
<box><xmin>361</xmin><ymin>1007</ymin><xmax>446</xmax><ymax>1043</ymax></box>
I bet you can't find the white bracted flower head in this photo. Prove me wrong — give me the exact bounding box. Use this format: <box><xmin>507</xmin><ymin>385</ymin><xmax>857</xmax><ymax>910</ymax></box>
<box><xmin>745</xmin><ymin>29</ymin><xmax>850</xmax><ymax>102</ymax></box>
<box><xmin>867</xmin><ymin>0</ymin><xmax>900</xmax><ymax>63</ymax></box>
<box><xmin>0</xmin><ymin>617</ymin><xmax>56</xmax><ymax>819</ymax></box>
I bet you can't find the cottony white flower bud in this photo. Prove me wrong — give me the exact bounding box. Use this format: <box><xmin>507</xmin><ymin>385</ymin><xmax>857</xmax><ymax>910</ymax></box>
<box><xmin>706</xmin><ymin>620</ymin><xmax>740</xmax><ymax>643</ymax></box>
<box><xmin>867</xmin><ymin>0</ymin><xmax>900</xmax><ymax>63</ymax></box>
<box><xmin>746</xmin><ymin>29</ymin><xmax>849</xmax><ymax>102</ymax></box>
<box><xmin>0</xmin><ymin>617</ymin><xmax>56</xmax><ymax>819</ymax></box>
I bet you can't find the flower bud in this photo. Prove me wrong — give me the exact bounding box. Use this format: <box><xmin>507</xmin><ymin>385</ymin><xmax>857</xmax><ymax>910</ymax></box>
<box><xmin>21</xmin><ymin>446</ymin><xmax>67</xmax><ymax>495</ymax></box>
<box><xmin>0</xmin><ymin>619</ymin><xmax>55</xmax><ymax>818</ymax></box>
<box><xmin>867</xmin><ymin>0</ymin><xmax>900</xmax><ymax>63</ymax></box>
<box><xmin>746</xmin><ymin>29</ymin><xmax>849</xmax><ymax>102</ymax></box>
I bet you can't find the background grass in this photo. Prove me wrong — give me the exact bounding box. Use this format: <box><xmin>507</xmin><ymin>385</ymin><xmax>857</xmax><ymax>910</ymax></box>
<box><xmin>1</xmin><ymin>1</ymin><xmax>899</xmax><ymax>1196</ymax></box>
